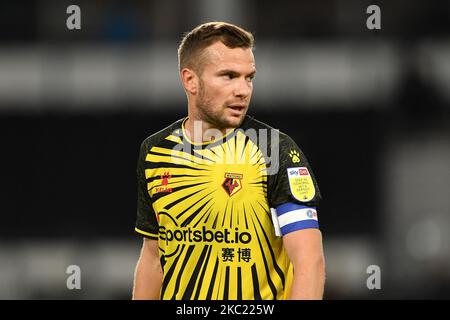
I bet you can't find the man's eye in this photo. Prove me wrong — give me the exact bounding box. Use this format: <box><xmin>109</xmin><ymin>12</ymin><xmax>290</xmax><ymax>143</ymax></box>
<box><xmin>246</xmin><ymin>75</ymin><xmax>255</xmax><ymax>82</ymax></box>
<box><xmin>223</xmin><ymin>74</ymin><xmax>233</xmax><ymax>79</ymax></box>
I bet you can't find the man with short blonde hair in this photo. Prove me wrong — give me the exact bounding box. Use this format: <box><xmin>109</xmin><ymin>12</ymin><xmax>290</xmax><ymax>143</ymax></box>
<box><xmin>133</xmin><ymin>21</ymin><xmax>325</xmax><ymax>300</ymax></box>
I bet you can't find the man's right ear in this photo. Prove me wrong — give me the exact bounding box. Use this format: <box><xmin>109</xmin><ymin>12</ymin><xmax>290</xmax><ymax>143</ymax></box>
<box><xmin>180</xmin><ymin>68</ymin><xmax>198</xmax><ymax>95</ymax></box>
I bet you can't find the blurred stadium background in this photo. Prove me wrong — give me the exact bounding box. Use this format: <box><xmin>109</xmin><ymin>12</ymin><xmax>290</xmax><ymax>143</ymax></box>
<box><xmin>0</xmin><ymin>0</ymin><xmax>449</xmax><ymax>299</ymax></box>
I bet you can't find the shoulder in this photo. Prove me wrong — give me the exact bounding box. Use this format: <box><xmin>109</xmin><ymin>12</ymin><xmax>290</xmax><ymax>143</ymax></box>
<box><xmin>241</xmin><ymin>115</ymin><xmax>295</xmax><ymax>145</ymax></box>
<box><xmin>140</xmin><ymin>118</ymin><xmax>184</xmax><ymax>151</ymax></box>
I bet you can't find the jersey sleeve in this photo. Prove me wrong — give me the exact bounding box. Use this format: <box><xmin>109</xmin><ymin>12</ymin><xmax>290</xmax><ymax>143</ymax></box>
<box><xmin>135</xmin><ymin>139</ymin><xmax>159</xmax><ymax>239</ymax></box>
<box><xmin>268</xmin><ymin>134</ymin><xmax>322</xmax><ymax>236</ymax></box>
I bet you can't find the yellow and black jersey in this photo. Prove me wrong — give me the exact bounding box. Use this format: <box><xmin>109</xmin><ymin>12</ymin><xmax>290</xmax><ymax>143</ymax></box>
<box><xmin>135</xmin><ymin>115</ymin><xmax>321</xmax><ymax>300</ymax></box>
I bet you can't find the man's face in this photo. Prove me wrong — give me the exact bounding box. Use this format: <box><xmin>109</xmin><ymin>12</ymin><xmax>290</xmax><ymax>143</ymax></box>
<box><xmin>194</xmin><ymin>41</ymin><xmax>256</xmax><ymax>130</ymax></box>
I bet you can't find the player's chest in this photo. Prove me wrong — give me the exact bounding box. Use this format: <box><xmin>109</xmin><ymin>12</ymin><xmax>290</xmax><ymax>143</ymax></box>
<box><xmin>145</xmin><ymin>164</ymin><xmax>267</xmax><ymax>216</ymax></box>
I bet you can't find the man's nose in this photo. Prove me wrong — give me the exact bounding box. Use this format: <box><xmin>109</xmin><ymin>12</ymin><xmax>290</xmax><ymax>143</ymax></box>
<box><xmin>233</xmin><ymin>78</ymin><xmax>252</xmax><ymax>98</ymax></box>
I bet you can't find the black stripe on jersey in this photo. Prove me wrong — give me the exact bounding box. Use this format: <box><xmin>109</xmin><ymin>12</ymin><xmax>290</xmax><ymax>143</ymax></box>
<box><xmin>193</xmin><ymin>201</ymin><xmax>215</xmax><ymax>228</ymax></box>
<box><xmin>148</xmin><ymin>150</ymin><xmax>193</xmax><ymax>163</ymax></box>
<box><xmin>237</xmin><ymin>267</ymin><xmax>242</xmax><ymax>300</ymax></box>
<box><xmin>249</xmin><ymin>179</ymin><xmax>267</xmax><ymax>186</ymax></box>
<box><xmin>178</xmin><ymin>128</ymin><xmax>238</xmax><ymax>151</ymax></box>
<box><xmin>246</xmin><ymin>141</ymin><xmax>255</xmax><ymax>160</ymax></box>
<box><xmin>171</xmin><ymin>244</ymin><xmax>195</xmax><ymax>300</ymax></box>
<box><xmin>254</xmin><ymin>153</ymin><xmax>264</xmax><ymax>163</ymax></box>
<box><xmin>182</xmin><ymin>245</ymin><xmax>210</xmax><ymax>300</ymax></box>
<box><xmin>180</xmin><ymin>200</ymin><xmax>210</xmax><ymax>227</ymax></box>
<box><xmin>193</xmin><ymin>245</ymin><xmax>213</xmax><ymax>300</ymax></box>
<box><xmin>162</xmin><ymin>178</ymin><xmax>210</xmax><ymax>187</ymax></box>
<box><xmin>255</xmin><ymin>199</ymin><xmax>273</xmax><ymax>220</ymax></box>
<box><xmin>226</xmin><ymin>138</ymin><xmax>233</xmax><ymax>155</ymax></box>
<box><xmin>161</xmin><ymin>244</ymin><xmax>186</xmax><ymax>299</ymax></box>
<box><xmin>221</xmin><ymin>199</ymin><xmax>229</xmax><ymax>228</ymax></box>
<box><xmin>198</xmin><ymin>129</ymin><xmax>238</xmax><ymax>150</ymax></box>
<box><xmin>256</xmin><ymin>164</ymin><xmax>267</xmax><ymax>174</ymax></box>
<box><xmin>204</xmin><ymin>210</ymin><xmax>212</xmax><ymax>224</ymax></box>
<box><xmin>243</xmin><ymin>202</ymin><xmax>249</xmax><ymax>230</ymax></box>
<box><xmin>204</xmin><ymin>145</ymin><xmax>217</xmax><ymax>156</ymax></box>
<box><xmin>237</xmin><ymin>204</ymin><xmax>240</xmax><ymax>226</ymax></box>
<box><xmin>169</xmin><ymin>181</ymin><xmax>211</xmax><ymax>193</ymax></box>
<box><xmin>223</xmin><ymin>266</ymin><xmax>230</xmax><ymax>300</ymax></box>
<box><xmin>174</xmin><ymin>191</ymin><xmax>208</xmax><ymax>220</ymax></box>
<box><xmin>178</xmin><ymin>187</ymin><xmax>217</xmax><ymax>222</ymax></box>
<box><xmin>220</xmin><ymin>143</ymin><xmax>226</xmax><ymax>155</ymax></box>
<box><xmin>216</xmin><ymin>264</ymin><xmax>224</xmax><ymax>300</ymax></box>
<box><xmin>145</xmin><ymin>161</ymin><xmax>204</xmax><ymax>171</ymax></box>
<box><xmin>143</xmin><ymin>140</ymin><xmax>177</xmax><ymax>154</ymax></box>
<box><xmin>251</xmin><ymin>263</ymin><xmax>262</xmax><ymax>300</ymax></box>
<box><xmin>206</xmin><ymin>257</ymin><xmax>219</xmax><ymax>300</ymax></box>
<box><xmin>212</xmin><ymin>213</ymin><xmax>219</xmax><ymax>229</ymax></box>
<box><xmin>163</xmin><ymin>244</ymin><xmax>181</xmax><ymax>259</ymax></box>
<box><xmin>229</xmin><ymin>201</ymin><xmax>233</xmax><ymax>229</ymax></box>
<box><xmin>146</xmin><ymin>139</ymin><xmax>180</xmax><ymax>152</ymax></box>
<box><xmin>251</xmin><ymin>203</ymin><xmax>286</xmax><ymax>289</ymax></box>
<box><xmin>248</xmin><ymin>181</ymin><xmax>267</xmax><ymax>194</ymax></box>
<box><xmin>251</xmin><ymin>215</ymin><xmax>278</xmax><ymax>300</ymax></box>
<box><xmin>164</xmin><ymin>191</ymin><xmax>199</xmax><ymax>211</ymax></box>
<box><xmin>160</xmin><ymin>256</ymin><xmax>166</xmax><ymax>269</ymax></box>
<box><xmin>240</xmin><ymin>135</ymin><xmax>251</xmax><ymax>159</ymax></box>
<box><xmin>250</xmin><ymin>147</ymin><xmax>260</xmax><ymax>162</ymax></box>
<box><xmin>151</xmin><ymin>183</ymin><xmax>209</xmax><ymax>203</ymax></box>
<box><xmin>192</xmin><ymin>150</ymin><xmax>214</xmax><ymax>162</ymax></box>
<box><xmin>146</xmin><ymin>173</ymin><xmax>205</xmax><ymax>184</ymax></box>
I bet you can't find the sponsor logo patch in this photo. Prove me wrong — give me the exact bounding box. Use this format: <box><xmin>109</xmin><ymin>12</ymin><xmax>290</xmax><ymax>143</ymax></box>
<box><xmin>155</xmin><ymin>171</ymin><xmax>173</xmax><ymax>193</ymax></box>
<box><xmin>287</xmin><ymin>167</ymin><xmax>316</xmax><ymax>202</ymax></box>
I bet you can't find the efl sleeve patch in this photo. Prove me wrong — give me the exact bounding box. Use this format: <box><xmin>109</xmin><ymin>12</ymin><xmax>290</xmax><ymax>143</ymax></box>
<box><xmin>287</xmin><ymin>167</ymin><xmax>316</xmax><ymax>202</ymax></box>
<box><xmin>271</xmin><ymin>202</ymin><xmax>319</xmax><ymax>236</ymax></box>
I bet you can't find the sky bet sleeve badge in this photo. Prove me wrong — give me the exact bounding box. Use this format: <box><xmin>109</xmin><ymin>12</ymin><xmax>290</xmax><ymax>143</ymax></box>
<box><xmin>287</xmin><ymin>167</ymin><xmax>316</xmax><ymax>202</ymax></box>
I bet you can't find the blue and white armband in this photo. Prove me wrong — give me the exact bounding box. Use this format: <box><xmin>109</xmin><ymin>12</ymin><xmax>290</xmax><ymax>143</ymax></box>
<box><xmin>270</xmin><ymin>202</ymin><xmax>319</xmax><ymax>237</ymax></box>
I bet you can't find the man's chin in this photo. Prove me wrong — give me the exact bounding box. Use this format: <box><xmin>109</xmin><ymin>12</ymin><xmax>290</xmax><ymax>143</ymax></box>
<box><xmin>223</xmin><ymin>115</ymin><xmax>245</xmax><ymax>128</ymax></box>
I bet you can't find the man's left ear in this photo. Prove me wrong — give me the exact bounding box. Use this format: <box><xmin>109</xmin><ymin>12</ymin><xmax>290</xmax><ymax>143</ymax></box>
<box><xmin>181</xmin><ymin>68</ymin><xmax>198</xmax><ymax>95</ymax></box>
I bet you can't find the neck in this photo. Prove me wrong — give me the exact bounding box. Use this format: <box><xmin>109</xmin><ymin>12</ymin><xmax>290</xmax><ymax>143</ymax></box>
<box><xmin>184</xmin><ymin>111</ymin><xmax>231</xmax><ymax>144</ymax></box>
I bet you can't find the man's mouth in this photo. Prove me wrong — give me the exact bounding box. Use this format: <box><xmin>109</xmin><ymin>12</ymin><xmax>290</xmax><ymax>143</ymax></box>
<box><xmin>228</xmin><ymin>104</ymin><xmax>246</xmax><ymax>112</ymax></box>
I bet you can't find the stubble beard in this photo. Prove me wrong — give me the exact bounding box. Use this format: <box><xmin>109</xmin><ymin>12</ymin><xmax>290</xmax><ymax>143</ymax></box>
<box><xmin>195</xmin><ymin>79</ymin><xmax>246</xmax><ymax>131</ymax></box>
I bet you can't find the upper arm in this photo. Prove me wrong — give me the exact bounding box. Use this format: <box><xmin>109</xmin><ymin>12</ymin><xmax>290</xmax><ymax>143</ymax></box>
<box><xmin>283</xmin><ymin>229</ymin><xmax>324</xmax><ymax>267</ymax></box>
<box><xmin>140</xmin><ymin>238</ymin><xmax>160</xmax><ymax>262</ymax></box>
